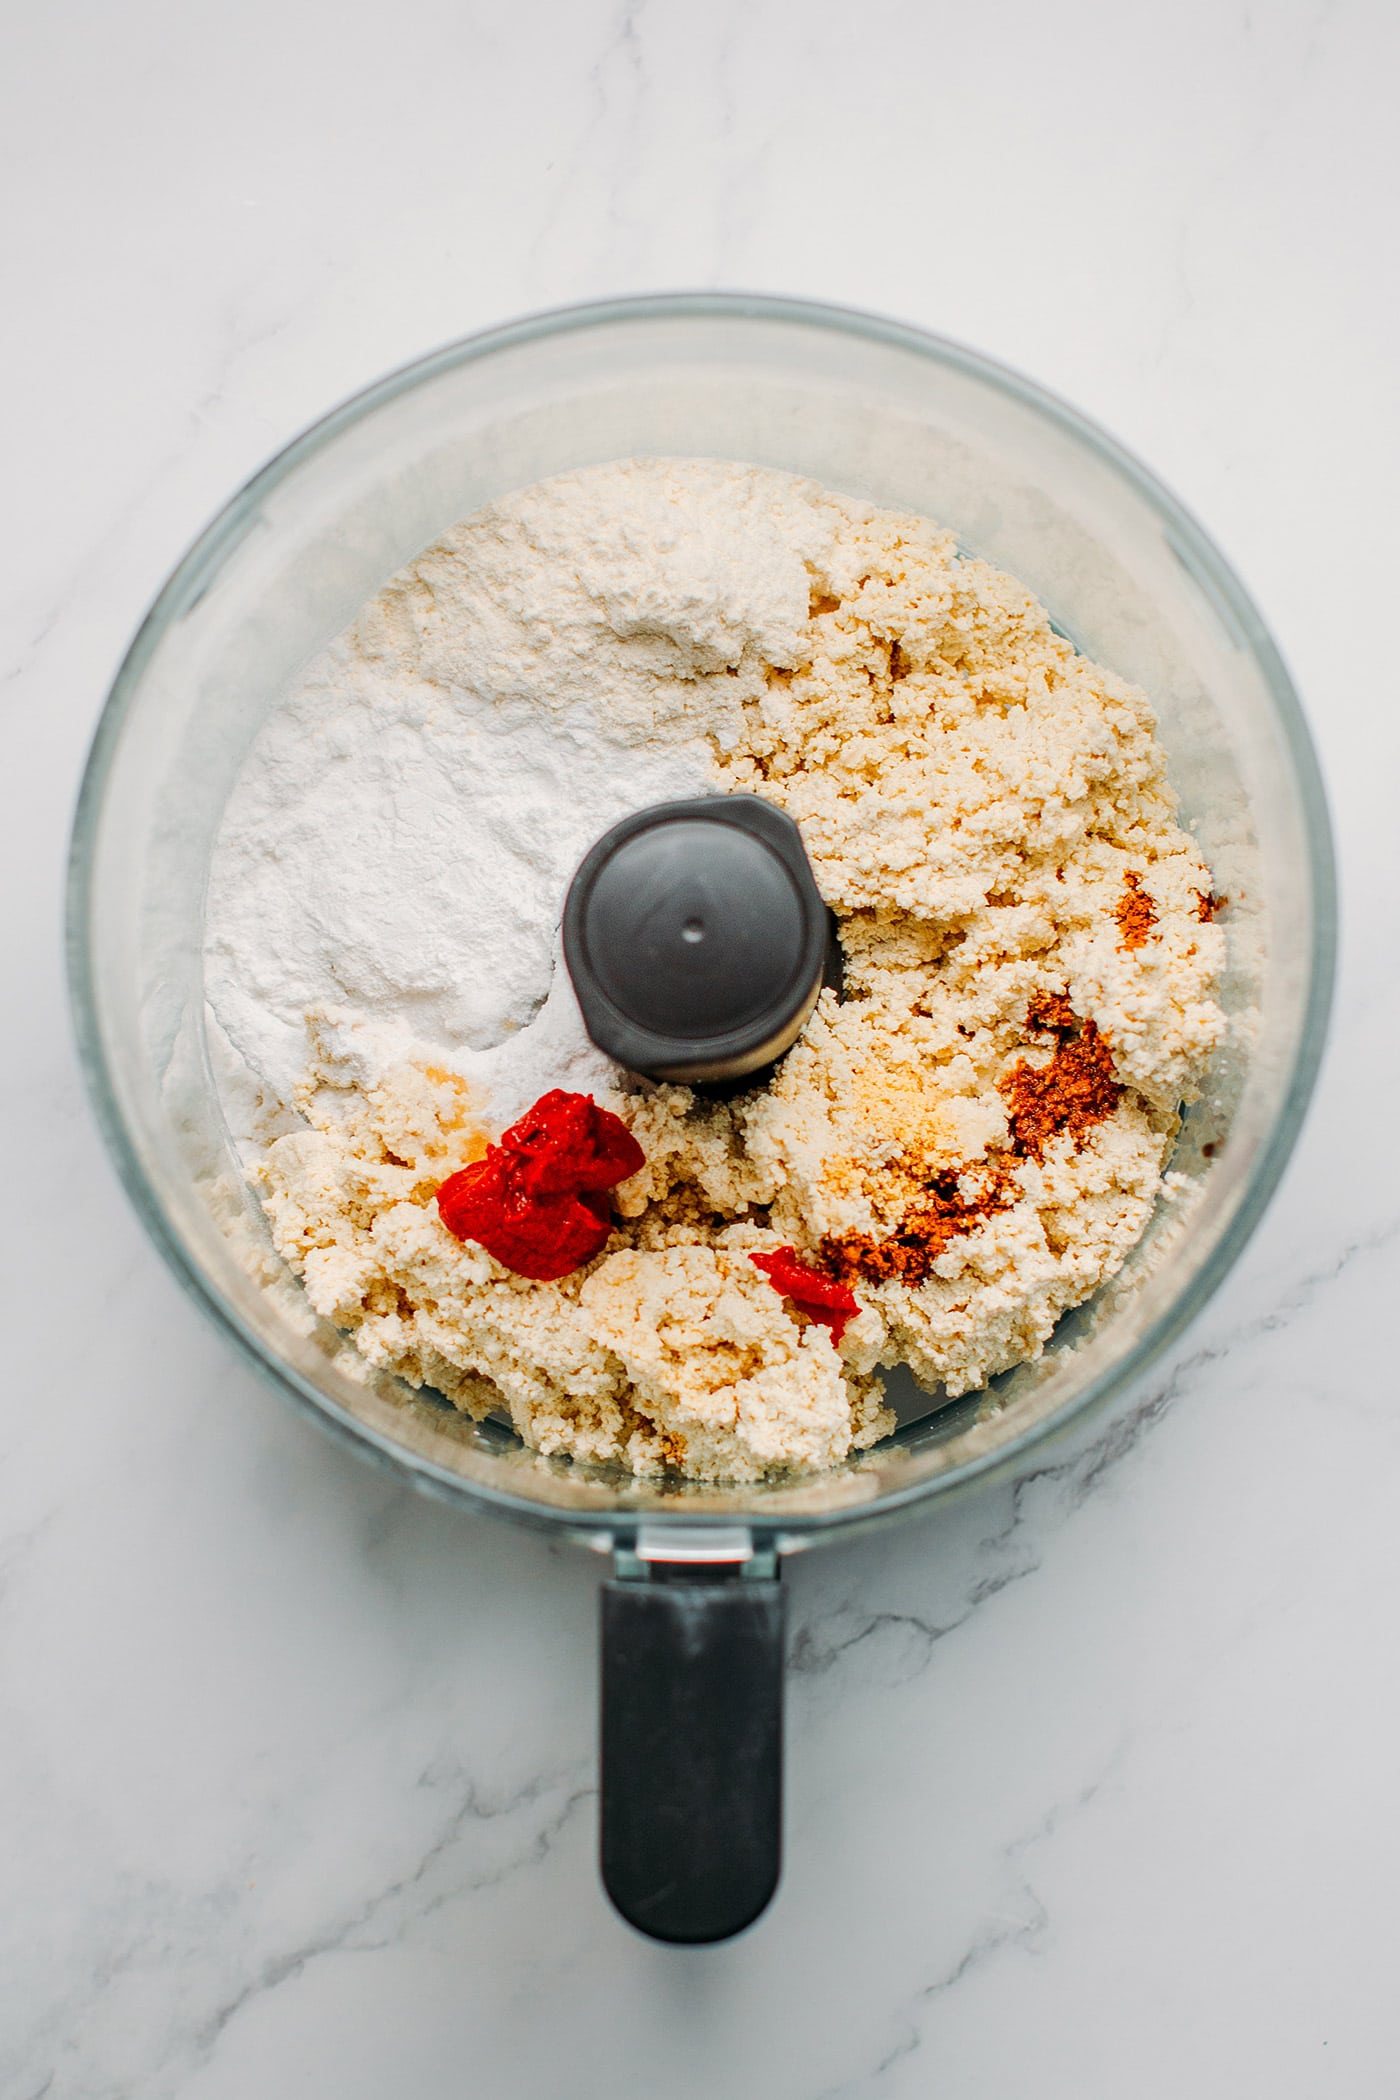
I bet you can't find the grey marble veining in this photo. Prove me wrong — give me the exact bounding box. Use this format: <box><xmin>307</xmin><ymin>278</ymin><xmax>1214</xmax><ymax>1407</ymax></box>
<box><xmin>4</xmin><ymin>0</ymin><xmax>1397</xmax><ymax>2093</ymax></box>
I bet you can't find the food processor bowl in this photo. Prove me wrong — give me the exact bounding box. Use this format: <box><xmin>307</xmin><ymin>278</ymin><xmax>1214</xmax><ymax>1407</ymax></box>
<box><xmin>68</xmin><ymin>295</ymin><xmax>1334</xmax><ymax>1941</ymax></box>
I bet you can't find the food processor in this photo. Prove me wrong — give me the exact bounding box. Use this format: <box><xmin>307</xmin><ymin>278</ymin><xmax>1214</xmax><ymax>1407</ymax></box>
<box><xmin>67</xmin><ymin>294</ymin><xmax>1334</xmax><ymax>1944</ymax></box>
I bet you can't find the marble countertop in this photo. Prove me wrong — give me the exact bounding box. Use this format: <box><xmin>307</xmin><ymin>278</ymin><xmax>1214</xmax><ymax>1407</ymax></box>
<box><xmin>5</xmin><ymin>1</ymin><xmax>1397</xmax><ymax>2092</ymax></box>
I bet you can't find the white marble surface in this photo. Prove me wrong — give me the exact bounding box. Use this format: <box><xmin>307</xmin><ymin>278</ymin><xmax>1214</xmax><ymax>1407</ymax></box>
<box><xmin>4</xmin><ymin>1</ymin><xmax>1398</xmax><ymax>2092</ymax></box>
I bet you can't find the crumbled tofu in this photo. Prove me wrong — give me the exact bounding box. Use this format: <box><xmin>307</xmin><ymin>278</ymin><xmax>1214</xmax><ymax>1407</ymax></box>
<box><xmin>254</xmin><ymin>469</ymin><xmax>1225</xmax><ymax>1482</ymax></box>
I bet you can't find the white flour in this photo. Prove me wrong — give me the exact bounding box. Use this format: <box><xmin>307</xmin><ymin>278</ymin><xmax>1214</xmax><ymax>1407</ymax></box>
<box><xmin>204</xmin><ymin>459</ymin><xmax>841</xmax><ymax>1123</ymax></box>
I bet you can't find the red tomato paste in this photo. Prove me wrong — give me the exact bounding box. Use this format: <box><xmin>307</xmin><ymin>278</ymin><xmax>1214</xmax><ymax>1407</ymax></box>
<box><xmin>436</xmin><ymin>1090</ymin><xmax>644</xmax><ymax>1282</ymax></box>
<box><xmin>749</xmin><ymin>1246</ymin><xmax>859</xmax><ymax>1344</ymax></box>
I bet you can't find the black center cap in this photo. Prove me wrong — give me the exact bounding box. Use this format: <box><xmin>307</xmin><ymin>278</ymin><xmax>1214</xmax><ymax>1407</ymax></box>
<box><xmin>562</xmin><ymin>796</ymin><xmax>832</xmax><ymax>1084</ymax></box>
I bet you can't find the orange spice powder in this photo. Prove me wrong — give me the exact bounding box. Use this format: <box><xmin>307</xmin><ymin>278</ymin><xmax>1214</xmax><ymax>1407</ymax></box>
<box><xmin>821</xmin><ymin>1156</ymin><xmax>1018</xmax><ymax>1287</ymax></box>
<box><xmin>999</xmin><ymin>992</ymin><xmax>1123</xmax><ymax>1163</ymax></box>
<box><xmin>1115</xmin><ymin>871</ymin><xmax>1157</xmax><ymax>952</ymax></box>
<box><xmin>818</xmin><ymin>993</ymin><xmax>1125</xmax><ymax>1288</ymax></box>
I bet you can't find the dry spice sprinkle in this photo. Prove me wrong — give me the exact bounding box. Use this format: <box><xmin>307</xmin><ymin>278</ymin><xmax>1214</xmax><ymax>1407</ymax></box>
<box><xmin>821</xmin><ymin>993</ymin><xmax>1125</xmax><ymax>1288</ymax></box>
<box><xmin>1115</xmin><ymin>870</ymin><xmax>1157</xmax><ymax>952</ymax></box>
<box><xmin>436</xmin><ymin>1089</ymin><xmax>644</xmax><ymax>1281</ymax></box>
<box><xmin>821</xmin><ymin>1157</ymin><xmax>1018</xmax><ymax>1288</ymax></box>
<box><xmin>999</xmin><ymin>991</ymin><xmax>1123</xmax><ymax>1163</ymax></box>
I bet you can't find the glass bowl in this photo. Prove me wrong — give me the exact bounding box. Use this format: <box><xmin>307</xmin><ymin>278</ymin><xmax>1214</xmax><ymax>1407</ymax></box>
<box><xmin>67</xmin><ymin>293</ymin><xmax>1334</xmax><ymax>1549</ymax></box>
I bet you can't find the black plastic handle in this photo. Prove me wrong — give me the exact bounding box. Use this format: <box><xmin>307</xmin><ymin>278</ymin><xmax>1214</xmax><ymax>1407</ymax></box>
<box><xmin>600</xmin><ymin>1570</ymin><xmax>784</xmax><ymax>1943</ymax></box>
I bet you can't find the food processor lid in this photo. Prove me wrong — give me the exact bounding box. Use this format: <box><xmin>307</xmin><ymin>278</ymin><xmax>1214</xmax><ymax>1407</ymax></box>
<box><xmin>562</xmin><ymin>794</ymin><xmax>832</xmax><ymax>1083</ymax></box>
